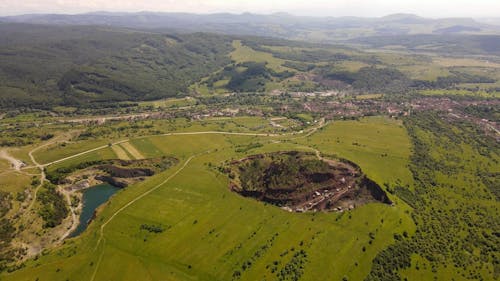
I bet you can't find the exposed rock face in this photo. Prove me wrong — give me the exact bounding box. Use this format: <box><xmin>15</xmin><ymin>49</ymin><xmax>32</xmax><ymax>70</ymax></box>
<box><xmin>94</xmin><ymin>175</ymin><xmax>128</xmax><ymax>188</ymax></box>
<box><xmin>227</xmin><ymin>151</ymin><xmax>392</xmax><ymax>212</ymax></box>
<box><xmin>97</xmin><ymin>165</ymin><xmax>154</xmax><ymax>178</ymax></box>
<box><xmin>66</xmin><ymin>180</ymin><xmax>90</xmax><ymax>191</ymax></box>
<box><xmin>51</xmin><ymin>157</ymin><xmax>178</xmax><ymax>189</ymax></box>
<box><xmin>361</xmin><ymin>176</ymin><xmax>392</xmax><ymax>204</ymax></box>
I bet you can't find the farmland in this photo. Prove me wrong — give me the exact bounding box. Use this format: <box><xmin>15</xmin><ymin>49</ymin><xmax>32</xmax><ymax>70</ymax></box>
<box><xmin>230</xmin><ymin>40</ymin><xmax>292</xmax><ymax>72</ymax></box>
<box><xmin>1</xmin><ymin>117</ymin><xmax>415</xmax><ymax>281</ymax></box>
<box><xmin>0</xmin><ymin>108</ymin><xmax>496</xmax><ymax>279</ymax></box>
<box><xmin>0</xmin><ymin>15</ymin><xmax>499</xmax><ymax>281</ymax></box>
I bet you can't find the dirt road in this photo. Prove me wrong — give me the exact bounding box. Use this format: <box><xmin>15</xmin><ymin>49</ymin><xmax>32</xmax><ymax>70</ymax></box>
<box><xmin>11</xmin><ymin>121</ymin><xmax>329</xmax><ymax>259</ymax></box>
<box><xmin>90</xmin><ymin>152</ymin><xmax>205</xmax><ymax>281</ymax></box>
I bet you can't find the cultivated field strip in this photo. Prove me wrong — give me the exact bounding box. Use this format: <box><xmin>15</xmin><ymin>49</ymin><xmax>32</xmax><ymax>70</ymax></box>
<box><xmin>110</xmin><ymin>144</ymin><xmax>130</xmax><ymax>160</ymax></box>
<box><xmin>120</xmin><ymin>142</ymin><xmax>145</xmax><ymax>159</ymax></box>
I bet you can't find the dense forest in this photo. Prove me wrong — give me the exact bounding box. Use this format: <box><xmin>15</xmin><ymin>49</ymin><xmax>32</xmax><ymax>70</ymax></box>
<box><xmin>1</xmin><ymin>23</ymin><xmax>499</xmax><ymax>110</ymax></box>
<box><xmin>0</xmin><ymin>24</ymin><xmax>233</xmax><ymax>109</ymax></box>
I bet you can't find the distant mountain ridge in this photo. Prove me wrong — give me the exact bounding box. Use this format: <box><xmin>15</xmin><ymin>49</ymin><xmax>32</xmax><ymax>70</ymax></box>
<box><xmin>2</xmin><ymin>12</ymin><xmax>499</xmax><ymax>42</ymax></box>
<box><xmin>477</xmin><ymin>18</ymin><xmax>500</xmax><ymax>26</ymax></box>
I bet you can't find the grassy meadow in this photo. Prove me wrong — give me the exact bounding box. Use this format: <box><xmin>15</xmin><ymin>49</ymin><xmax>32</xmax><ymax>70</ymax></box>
<box><xmin>2</xmin><ymin>117</ymin><xmax>415</xmax><ymax>281</ymax></box>
<box><xmin>296</xmin><ymin>116</ymin><xmax>413</xmax><ymax>187</ymax></box>
<box><xmin>230</xmin><ymin>40</ymin><xmax>292</xmax><ymax>72</ymax></box>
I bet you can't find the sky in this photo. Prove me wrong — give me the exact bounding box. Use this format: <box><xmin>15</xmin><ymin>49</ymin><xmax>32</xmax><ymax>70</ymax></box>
<box><xmin>0</xmin><ymin>0</ymin><xmax>499</xmax><ymax>18</ymax></box>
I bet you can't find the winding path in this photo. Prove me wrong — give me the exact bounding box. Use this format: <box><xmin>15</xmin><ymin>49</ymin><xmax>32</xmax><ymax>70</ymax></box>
<box><xmin>86</xmin><ymin>125</ymin><xmax>326</xmax><ymax>280</ymax></box>
<box><xmin>90</xmin><ymin>152</ymin><xmax>205</xmax><ymax>281</ymax></box>
<box><xmin>59</xmin><ymin>190</ymin><xmax>78</xmax><ymax>242</ymax></box>
<box><xmin>41</xmin><ymin>119</ymin><xmax>327</xmax><ymax>168</ymax></box>
<box><xmin>15</xmin><ymin>132</ymin><xmax>82</xmax><ymax>253</ymax></box>
<box><xmin>6</xmin><ymin>119</ymin><xmax>329</xmax><ymax>273</ymax></box>
<box><xmin>24</xmin><ymin>134</ymin><xmax>72</xmax><ymax>216</ymax></box>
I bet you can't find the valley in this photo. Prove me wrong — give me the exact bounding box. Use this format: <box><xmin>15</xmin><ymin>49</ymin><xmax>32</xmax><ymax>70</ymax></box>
<box><xmin>0</xmin><ymin>116</ymin><xmax>416</xmax><ymax>281</ymax></box>
<box><xmin>0</xmin><ymin>12</ymin><xmax>498</xmax><ymax>281</ymax></box>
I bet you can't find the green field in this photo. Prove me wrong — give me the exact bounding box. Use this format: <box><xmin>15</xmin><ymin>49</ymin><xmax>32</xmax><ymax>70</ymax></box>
<box><xmin>139</xmin><ymin>97</ymin><xmax>197</xmax><ymax>109</ymax></box>
<box><xmin>0</xmin><ymin>158</ymin><xmax>9</xmax><ymax>170</ymax></box>
<box><xmin>356</xmin><ymin>94</ymin><xmax>384</xmax><ymax>100</ymax></box>
<box><xmin>296</xmin><ymin>117</ymin><xmax>413</xmax><ymax>187</ymax></box>
<box><xmin>3</xmin><ymin>117</ymin><xmax>415</xmax><ymax>281</ymax></box>
<box><xmin>419</xmin><ymin>89</ymin><xmax>500</xmax><ymax>98</ymax></box>
<box><xmin>34</xmin><ymin>140</ymin><xmax>113</xmax><ymax>165</ymax></box>
<box><xmin>0</xmin><ymin>16</ymin><xmax>499</xmax><ymax>281</ymax></box>
<box><xmin>32</xmin><ymin>117</ymin><xmax>290</xmax><ymax>167</ymax></box>
<box><xmin>230</xmin><ymin>40</ymin><xmax>292</xmax><ymax>72</ymax></box>
<box><xmin>0</xmin><ymin>170</ymin><xmax>32</xmax><ymax>194</ymax></box>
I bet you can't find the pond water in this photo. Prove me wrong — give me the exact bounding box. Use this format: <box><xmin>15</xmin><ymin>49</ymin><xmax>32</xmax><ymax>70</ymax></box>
<box><xmin>69</xmin><ymin>183</ymin><xmax>120</xmax><ymax>237</ymax></box>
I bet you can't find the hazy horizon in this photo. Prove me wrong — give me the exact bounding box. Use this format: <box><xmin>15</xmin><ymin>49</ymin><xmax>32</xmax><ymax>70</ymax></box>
<box><xmin>1</xmin><ymin>0</ymin><xmax>500</xmax><ymax>18</ymax></box>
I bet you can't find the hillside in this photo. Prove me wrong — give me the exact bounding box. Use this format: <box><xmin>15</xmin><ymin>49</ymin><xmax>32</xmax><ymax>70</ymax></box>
<box><xmin>0</xmin><ymin>24</ymin><xmax>232</xmax><ymax>108</ymax></box>
<box><xmin>1</xmin><ymin>23</ymin><xmax>499</xmax><ymax>111</ymax></box>
<box><xmin>349</xmin><ymin>34</ymin><xmax>500</xmax><ymax>56</ymax></box>
<box><xmin>0</xmin><ymin>10</ymin><xmax>498</xmax><ymax>280</ymax></box>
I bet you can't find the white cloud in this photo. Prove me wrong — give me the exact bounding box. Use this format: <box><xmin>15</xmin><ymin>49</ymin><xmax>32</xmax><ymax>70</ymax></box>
<box><xmin>0</xmin><ymin>0</ymin><xmax>499</xmax><ymax>17</ymax></box>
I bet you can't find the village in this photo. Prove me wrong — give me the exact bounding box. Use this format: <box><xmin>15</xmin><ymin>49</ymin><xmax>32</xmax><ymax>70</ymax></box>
<box><xmin>14</xmin><ymin>91</ymin><xmax>494</xmax><ymax>143</ymax></box>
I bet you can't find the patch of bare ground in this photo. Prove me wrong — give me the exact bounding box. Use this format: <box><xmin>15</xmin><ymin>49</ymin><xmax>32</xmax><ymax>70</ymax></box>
<box><xmin>0</xmin><ymin>149</ymin><xmax>25</xmax><ymax>171</ymax></box>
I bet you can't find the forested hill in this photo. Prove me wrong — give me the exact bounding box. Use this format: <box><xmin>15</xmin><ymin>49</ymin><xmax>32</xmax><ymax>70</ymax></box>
<box><xmin>0</xmin><ymin>24</ymin><xmax>233</xmax><ymax>109</ymax></box>
<box><xmin>349</xmin><ymin>34</ymin><xmax>500</xmax><ymax>56</ymax></box>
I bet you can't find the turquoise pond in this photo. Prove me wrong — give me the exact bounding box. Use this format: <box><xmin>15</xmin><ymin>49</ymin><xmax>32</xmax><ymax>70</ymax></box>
<box><xmin>70</xmin><ymin>183</ymin><xmax>120</xmax><ymax>237</ymax></box>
